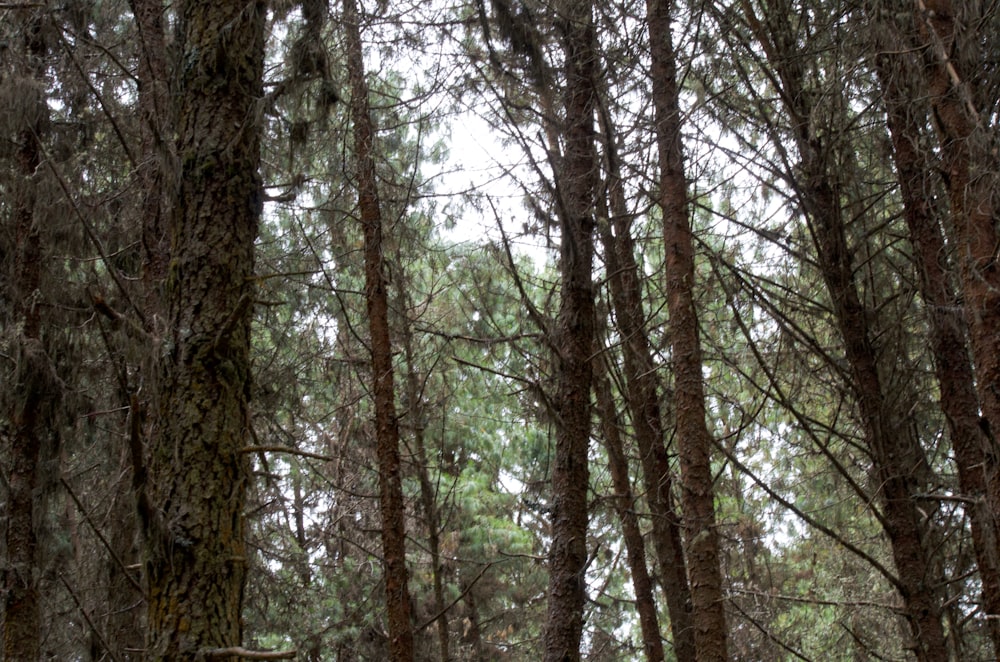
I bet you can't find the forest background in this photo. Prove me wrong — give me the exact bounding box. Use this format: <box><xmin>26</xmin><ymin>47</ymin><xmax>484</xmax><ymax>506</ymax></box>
<box><xmin>1</xmin><ymin>0</ymin><xmax>999</xmax><ymax>660</ymax></box>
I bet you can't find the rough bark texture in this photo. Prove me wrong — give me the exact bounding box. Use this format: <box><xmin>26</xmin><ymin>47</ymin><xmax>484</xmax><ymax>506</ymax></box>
<box><xmin>145</xmin><ymin>1</ymin><xmax>265</xmax><ymax>658</ymax></box>
<box><xmin>912</xmin><ymin>3</ymin><xmax>1000</xmax><ymax>604</ymax></box>
<box><xmin>2</xmin><ymin>11</ymin><xmax>49</xmax><ymax>660</ymax></box>
<box><xmin>877</xmin><ymin>46</ymin><xmax>1000</xmax><ymax>652</ymax></box>
<box><xmin>596</xmin><ymin>103</ymin><xmax>695</xmax><ymax>658</ymax></box>
<box><xmin>542</xmin><ymin>3</ymin><xmax>598</xmax><ymax>660</ymax></box>
<box><xmin>344</xmin><ymin>0</ymin><xmax>415</xmax><ymax>656</ymax></box>
<box><xmin>129</xmin><ymin>0</ymin><xmax>172</xmax><ymax>311</ymax></box>
<box><xmin>594</xmin><ymin>363</ymin><xmax>666</xmax><ymax>662</ymax></box>
<box><xmin>647</xmin><ymin>0</ymin><xmax>728</xmax><ymax>658</ymax></box>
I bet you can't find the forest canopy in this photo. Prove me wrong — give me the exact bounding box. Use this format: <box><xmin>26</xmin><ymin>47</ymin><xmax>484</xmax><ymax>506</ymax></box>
<box><xmin>1</xmin><ymin>0</ymin><xmax>999</xmax><ymax>660</ymax></box>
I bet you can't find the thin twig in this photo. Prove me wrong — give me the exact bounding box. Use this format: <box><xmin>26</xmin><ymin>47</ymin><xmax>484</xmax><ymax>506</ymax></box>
<box><xmin>60</xmin><ymin>477</ymin><xmax>145</xmax><ymax>595</ymax></box>
<box><xmin>59</xmin><ymin>574</ymin><xmax>124</xmax><ymax>662</ymax></box>
<box><xmin>241</xmin><ymin>445</ymin><xmax>335</xmax><ymax>462</ymax></box>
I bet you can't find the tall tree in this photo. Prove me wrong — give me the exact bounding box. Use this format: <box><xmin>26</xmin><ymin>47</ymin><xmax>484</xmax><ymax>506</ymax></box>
<box><xmin>143</xmin><ymin>0</ymin><xmax>266</xmax><ymax>657</ymax></box>
<box><xmin>343</xmin><ymin>0</ymin><xmax>416</xmax><ymax>657</ymax></box>
<box><xmin>736</xmin><ymin>2</ymin><xmax>949</xmax><ymax>657</ymax></box>
<box><xmin>1</xmin><ymin>8</ymin><xmax>51</xmax><ymax>659</ymax></box>
<box><xmin>541</xmin><ymin>2</ymin><xmax>600</xmax><ymax>659</ymax></box>
<box><xmin>910</xmin><ymin>0</ymin><xmax>1000</xmax><ymax>456</ymax></box>
<box><xmin>593</xmin><ymin>353</ymin><xmax>665</xmax><ymax>662</ymax></box>
<box><xmin>595</xmin><ymin>88</ymin><xmax>695</xmax><ymax>659</ymax></box>
<box><xmin>647</xmin><ymin>0</ymin><xmax>729</xmax><ymax>657</ymax></box>
<box><xmin>874</xmin><ymin>29</ymin><xmax>1000</xmax><ymax>651</ymax></box>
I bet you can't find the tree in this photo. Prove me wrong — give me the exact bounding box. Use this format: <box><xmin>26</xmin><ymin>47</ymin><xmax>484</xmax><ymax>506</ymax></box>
<box><xmin>1</xmin><ymin>8</ymin><xmax>51</xmax><ymax>659</ymax></box>
<box><xmin>143</xmin><ymin>0</ymin><xmax>266</xmax><ymax>657</ymax></box>
<box><xmin>647</xmin><ymin>0</ymin><xmax>729</xmax><ymax>657</ymax></box>
<box><xmin>343</xmin><ymin>0</ymin><xmax>415</xmax><ymax>656</ymax></box>
<box><xmin>538</xmin><ymin>2</ymin><xmax>600</xmax><ymax>659</ymax></box>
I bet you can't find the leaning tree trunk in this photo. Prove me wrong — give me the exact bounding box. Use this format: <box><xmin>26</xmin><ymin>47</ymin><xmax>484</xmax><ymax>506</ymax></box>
<box><xmin>738</xmin><ymin>3</ymin><xmax>949</xmax><ymax>657</ymax></box>
<box><xmin>594</xmin><ymin>358</ymin><xmax>665</xmax><ymax>662</ymax></box>
<box><xmin>876</xmin><ymin>43</ymin><xmax>1000</xmax><ymax>653</ymax></box>
<box><xmin>541</xmin><ymin>2</ymin><xmax>599</xmax><ymax>661</ymax></box>
<box><xmin>595</xmin><ymin>91</ymin><xmax>695</xmax><ymax>659</ymax></box>
<box><xmin>343</xmin><ymin>0</ymin><xmax>415</xmax><ymax>657</ymax></box>
<box><xmin>2</xmin><ymin>9</ymin><xmax>50</xmax><ymax>660</ymax></box>
<box><xmin>911</xmin><ymin>0</ymin><xmax>1000</xmax><ymax>570</ymax></box>
<box><xmin>647</xmin><ymin>0</ymin><xmax>728</xmax><ymax>658</ymax></box>
<box><xmin>144</xmin><ymin>1</ymin><xmax>265</xmax><ymax>658</ymax></box>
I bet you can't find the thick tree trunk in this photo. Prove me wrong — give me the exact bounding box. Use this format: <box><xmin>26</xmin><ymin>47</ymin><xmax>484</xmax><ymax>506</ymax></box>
<box><xmin>877</xmin><ymin>47</ymin><xmax>1000</xmax><ymax>653</ymax></box>
<box><xmin>343</xmin><ymin>0</ymin><xmax>415</xmax><ymax>657</ymax></box>
<box><xmin>542</xmin><ymin>3</ymin><xmax>599</xmax><ymax>661</ymax></box>
<box><xmin>594</xmin><ymin>361</ymin><xmax>666</xmax><ymax>662</ymax></box>
<box><xmin>3</xmin><ymin>11</ymin><xmax>49</xmax><ymax>660</ymax></box>
<box><xmin>912</xmin><ymin>4</ymin><xmax>1000</xmax><ymax>604</ymax></box>
<box><xmin>647</xmin><ymin>0</ymin><xmax>728</xmax><ymax>658</ymax></box>
<box><xmin>145</xmin><ymin>1</ymin><xmax>265</xmax><ymax>658</ymax></box>
<box><xmin>596</xmin><ymin>101</ymin><xmax>695</xmax><ymax>658</ymax></box>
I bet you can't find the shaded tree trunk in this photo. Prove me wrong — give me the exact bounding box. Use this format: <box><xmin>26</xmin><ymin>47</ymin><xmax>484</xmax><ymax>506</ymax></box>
<box><xmin>647</xmin><ymin>0</ymin><xmax>728</xmax><ymax>658</ymax></box>
<box><xmin>129</xmin><ymin>0</ymin><xmax>172</xmax><ymax>312</ymax></box>
<box><xmin>401</xmin><ymin>330</ymin><xmax>449</xmax><ymax>662</ymax></box>
<box><xmin>909</xmin><ymin>12</ymin><xmax>1000</xmax><ymax>626</ymax></box>
<box><xmin>542</xmin><ymin>2</ymin><xmax>599</xmax><ymax>660</ymax></box>
<box><xmin>876</xmin><ymin>44</ymin><xmax>1000</xmax><ymax>653</ymax></box>
<box><xmin>144</xmin><ymin>0</ymin><xmax>265</xmax><ymax>657</ymax></box>
<box><xmin>2</xmin><ymin>10</ymin><xmax>51</xmax><ymax>660</ymax></box>
<box><xmin>103</xmin><ymin>3</ymin><xmax>174</xmax><ymax>656</ymax></box>
<box><xmin>343</xmin><ymin>0</ymin><xmax>415</xmax><ymax>657</ymax></box>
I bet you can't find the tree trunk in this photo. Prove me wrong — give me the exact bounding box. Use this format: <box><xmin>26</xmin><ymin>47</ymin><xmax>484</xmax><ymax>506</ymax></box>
<box><xmin>595</xmin><ymin>95</ymin><xmax>695</xmax><ymax>659</ymax></box>
<box><xmin>145</xmin><ymin>0</ymin><xmax>265</xmax><ymax>657</ymax></box>
<box><xmin>343</xmin><ymin>0</ymin><xmax>415</xmax><ymax>657</ymax></box>
<box><xmin>876</xmin><ymin>45</ymin><xmax>1000</xmax><ymax>653</ymax></box>
<box><xmin>910</xmin><ymin>6</ymin><xmax>1000</xmax><ymax>615</ymax></box>
<box><xmin>106</xmin><ymin>3</ymin><xmax>172</xmax><ymax>655</ymax></box>
<box><xmin>402</xmin><ymin>333</ymin><xmax>449</xmax><ymax>662</ymax></box>
<box><xmin>647</xmin><ymin>0</ymin><xmax>728</xmax><ymax>658</ymax></box>
<box><xmin>3</xmin><ymin>11</ymin><xmax>50</xmax><ymax>660</ymax></box>
<box><xmin>542</xmin><ymin>2</ymin><xmax>599</xmax><ymax>660</ymax></box>
<box><xmin>594</xmin><ymin>359</ymin><xmax>666</xmax><ymax>662</ymax></box>
<box><xmin>129</xmin><ymin>0</ymin><xmax>172</xmax><ymax>313</ymax></box>
<box><xmin>738</xmin><ymin>4</ymin><xmax>949</xmax><ymax>657</ymax></box>
<box><xmin>805</xmin><ymin>161</ymin><xmax>948</xmax><ymax>662</ymax></box>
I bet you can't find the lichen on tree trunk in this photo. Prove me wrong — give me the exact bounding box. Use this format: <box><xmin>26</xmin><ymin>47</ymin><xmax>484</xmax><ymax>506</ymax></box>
<box><xmin>144</xmin><ymin>1</ymin><xmax>265</xmax><ymax>658</ymax></box>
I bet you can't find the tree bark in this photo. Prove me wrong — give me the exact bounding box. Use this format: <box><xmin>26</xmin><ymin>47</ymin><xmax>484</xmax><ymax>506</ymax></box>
<box><xmin>738</xmin><ymin>4</ymin><xmax>949</xmax><ymax>657</ymax></box>
<box><xmin>542</xmin><ymin>3</ymin><xmax>599</xmax><ymax>661</ymax></box>
<box><xmin>3</xmin><ymin>10</ymin><xmax>50</xmax><ymax>660</ymax></box>
<box><xmin>910</xmin><ymin>6</ymin><xmax>1000</xmax><ymax>614</ymax></box>
<box><xmin>145</xmin><ymin>0</ymin><xmax>265</xmax><ymax>657</ymax></box>
<box><xmin>647</xmin><ymin>0</ymin><xmax>728</xmax><ymax>658</ymax></box>
<box><xmin>595</xmin><ymin>97</ymin><xmax>695</xmax><ymax>659</ymax></box>
<box><xmin>876</xmin><ymin>44</ymin><xmax>1000</xmax><ymax>653</ymax></box>
<box><xmin>594</xmin><ymin>359</ymin><xmax>666</xmax><ymax>662</ymax></box>
<box><xmin>399</xmin><ymin>303</ymin><xmax>449</xmax><ymax>662</ymax></box>
<box><xmin>129</xmin><ymin>0</ymin><xmax>172</xmax><ymax>311</ymax></box>
<box><xmin>343</xmin><ymin>0</ymin><xmax>415</xmax><ymax>657</ymax></box>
